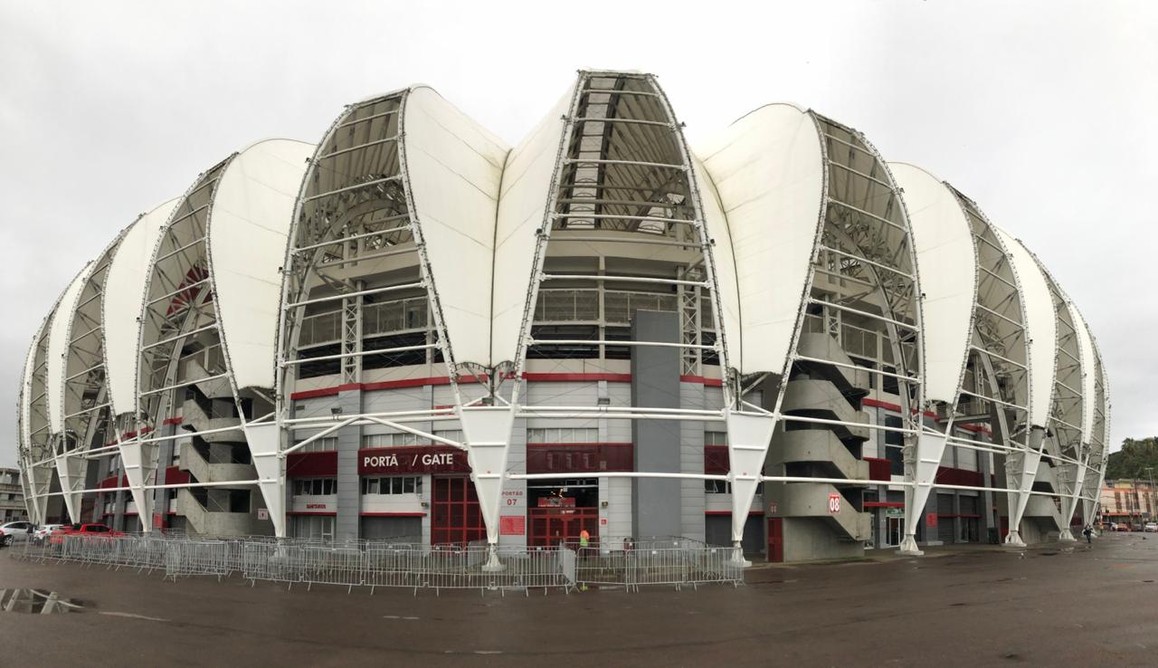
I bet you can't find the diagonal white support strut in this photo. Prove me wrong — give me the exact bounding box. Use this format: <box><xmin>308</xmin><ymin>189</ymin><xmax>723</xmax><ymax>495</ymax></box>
<box><xmin>725</xmin><ymin>410</ymin><xmax>776</xmax><ymax>566</ymax></box>
<box><xmin>459</xmin><ymin>405</ymin><xmax>515</xmax><ymax>572</ymax></box>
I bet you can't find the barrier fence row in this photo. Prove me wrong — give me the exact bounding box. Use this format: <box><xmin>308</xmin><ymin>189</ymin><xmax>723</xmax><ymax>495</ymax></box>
<box><xmin>9</xmin><ymin>535</ymin><xmax>743</xmax><ymax>594</ymax></box>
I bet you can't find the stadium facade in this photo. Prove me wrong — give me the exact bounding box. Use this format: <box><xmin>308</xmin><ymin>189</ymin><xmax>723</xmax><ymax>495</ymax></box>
<box><xmin>16</xmin><ymin>70</ymin><xmax>1109</xmax><ymax>564</ymax></box>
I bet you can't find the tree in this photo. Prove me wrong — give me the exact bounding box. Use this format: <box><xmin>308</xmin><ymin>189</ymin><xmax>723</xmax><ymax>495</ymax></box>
<box><xmin>1104</xmin><ymin>437</ymin><xmax>1158</xmax><ymax>480</ymax></box>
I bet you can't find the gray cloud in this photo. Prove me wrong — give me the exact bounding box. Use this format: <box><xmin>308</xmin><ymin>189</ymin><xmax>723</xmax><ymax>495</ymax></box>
<box><xmin>2</xmin><ymin>0</ymin><xmax>1152</xmax><ymax>467</ymax></box>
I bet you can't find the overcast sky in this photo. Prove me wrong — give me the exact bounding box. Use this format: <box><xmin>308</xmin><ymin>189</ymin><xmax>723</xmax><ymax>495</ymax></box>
<box><xmin>1</xmin><ymin>1</ymin><xmax>1154</xmax><ymax>469</ymax></box>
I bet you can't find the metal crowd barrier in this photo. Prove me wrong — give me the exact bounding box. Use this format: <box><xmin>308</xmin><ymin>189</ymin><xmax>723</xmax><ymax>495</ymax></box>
<box><xmin>9</xmin><ymin>533</ymin><xmax>742</xmax><ymax>593</ymax></box>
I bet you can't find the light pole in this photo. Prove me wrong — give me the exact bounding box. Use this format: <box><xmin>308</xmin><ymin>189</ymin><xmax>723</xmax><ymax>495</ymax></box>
<box><xmin>1146</xmin><ymin>467</ymin><xmax>1156</xmax><ymax>524</ymax></box>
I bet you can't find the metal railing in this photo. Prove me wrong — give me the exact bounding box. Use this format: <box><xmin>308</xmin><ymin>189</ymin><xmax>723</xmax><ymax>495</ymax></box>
<box><xmin>9</xmin><ymin>534</ymin><xmax>743</xmax><ymax>594</ymax></box>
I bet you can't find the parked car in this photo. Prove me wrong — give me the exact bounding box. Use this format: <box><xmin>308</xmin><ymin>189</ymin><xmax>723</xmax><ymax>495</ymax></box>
<box><xmin>47</xmin><ymin>523</ymin><xmax>125</xmax><ymax>545</ymax></box>
<box><xmin>1144</xmin><ymin>522</ymin><xmax>1158</xmax><ymax>533</ymax></box>
<box><xmin>32</xmin><ymin>524</ymin><xmax>66</xmax><ymax>542</ymax></box>
<box><xmin>0</xmin><ymin>521</ymin><xmax>35</xmax><ymax>547</ymax></box>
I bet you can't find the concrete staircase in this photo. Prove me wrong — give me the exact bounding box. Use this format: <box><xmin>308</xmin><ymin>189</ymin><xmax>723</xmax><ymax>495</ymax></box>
<box><xmin>780</xmin><ymin>483</ymin><xmax>872</xmax><ymax>541</ymax></box>
<box><xmin>769</xmin><ymin>332</ymin><xmax>873</xmax><ymax>550</ymax></box>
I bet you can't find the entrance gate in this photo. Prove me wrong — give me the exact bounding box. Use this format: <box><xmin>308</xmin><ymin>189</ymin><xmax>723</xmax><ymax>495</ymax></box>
<box><xmin>430</xmin><ymin>476</ymin><xmax>486</xmax><ymax>546</ymax></box>
<box><xmin>528</xmin><ymin>507</ymin><xmax>598</xmax><ymax>547</ymax></box>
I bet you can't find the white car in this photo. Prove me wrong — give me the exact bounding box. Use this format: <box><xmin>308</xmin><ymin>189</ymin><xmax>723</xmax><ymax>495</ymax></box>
<box><xmin>0</xmin><ymin>521</ymin><xmax>35</xmax><ymax>546</ymax></box>
<box><xmin>1144</xmin><ymin>522</ymin><xmax>1158</xmax><ymax>533</ymax></box>
<box><xmin>33</xmin><ymin>524</ymin><xmax>66</xmax><ymax>542</ymax></box>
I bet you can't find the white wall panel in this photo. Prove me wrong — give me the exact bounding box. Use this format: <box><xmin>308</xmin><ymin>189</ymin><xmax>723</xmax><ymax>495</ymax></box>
<box><xmin>491</xmin><ymin>87</ymin><xmax>575</xmax><ymax>366</ymax></box>
<box><xmin>995</xmin><ymin>229</ymin><xmax>1058</xmax><ymax>428</ymax></box>
<box><xmin>209</xmin><ymin>139</ymin><xmax>313</xmax><ymax>392</ymax></box>
<box><xmin>403</xmin><ymin>87</ymin><xmax>510</xmax><ymax>368</ymax></box>
<box><xmin>890</xmin><ymin>163</ymin><xmax>975</xmax><ymax>404</ymax></box>
<box><xmin>696</xmin><ymin>104</ymin><xmax>824</xmax><ymax>375</ymax></box>
<box><xmin>103</xmin><ymin>200</ymin><xmax>179</xmax><ymax>417</ymax></box>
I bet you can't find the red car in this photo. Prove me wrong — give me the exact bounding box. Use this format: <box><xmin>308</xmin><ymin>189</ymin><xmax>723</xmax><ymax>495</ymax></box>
<box><xmin>48</xmin><ymin>523</ymin><xmax>125</xmax><ymax>545</ymax></box>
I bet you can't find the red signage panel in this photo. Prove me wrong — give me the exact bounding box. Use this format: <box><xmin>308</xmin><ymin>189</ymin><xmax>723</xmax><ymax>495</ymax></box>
<box><xmin>358</xmin><ymin>446</ymin><xmax>471</xmax><ymax>475</ymax></box>
<box><xmin>500</xmin><ymin>516</ymin><xmax>526</xmax><ymax>536</ymax></box>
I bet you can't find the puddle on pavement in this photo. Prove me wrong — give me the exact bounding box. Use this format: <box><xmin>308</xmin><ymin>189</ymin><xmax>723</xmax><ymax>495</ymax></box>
<box><xmin>0</xmin><ymin>589</ymin><xmax>85</xmax><ymax>614</ymax></box>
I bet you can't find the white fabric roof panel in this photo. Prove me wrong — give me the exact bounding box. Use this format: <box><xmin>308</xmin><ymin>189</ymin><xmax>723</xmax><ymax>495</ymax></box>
<box><xmin>46</xmin><ymin>263</ymin><xmax>94</xmax><ymax>434</ymax></box>
<box><xmin>103</xmin><ymin>199</ymin><xmax>179</xmax><ymax>417</ymax></box>
<box><xmin>995</xmin><ymin>229</ymin><xmax>1058</xmax><ymax>429</ymax></box>
<box><xmin>18</xmin><ymin>323</ymin><xmax>44</xmax><ymax>448</ymax></box>
<box><xmin>696</xmin><ymin>104</ymin><xmax>824</xmax><ymax>376</ymax></box>
<box><xmin>691</xmin><ymin>155</ymin><xmax>743</xmax><ymax>372</ymax></box>
<box><xmin>401</xmin><ymin>87</ymin><xmax>510</xmax><ymax>368</ymax></box>
<box><xmin>208</xmin><ymin>139</ymin><xmax>314</xmax><ymax>392</ymax></box>
<box><xmin>890</xmin><ymin>163</ymin><xmax>976</xmax><ymax>405</ymax></box>
<box><xmin>491</xmin><ymin>86</ymin><xmax>575</xmax><ymax>366</ymax></box>
<box><xmin>1070</xmin><ymin>304</ymin><xmax>1098</xmax><ymax>444</ymax></box>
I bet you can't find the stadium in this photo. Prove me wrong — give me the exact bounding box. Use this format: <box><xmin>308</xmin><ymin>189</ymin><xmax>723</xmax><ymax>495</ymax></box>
<box><xmin>16</xmin><ymin>69</ymin><xmax>1109</xmax><ymax>567</ymax></box>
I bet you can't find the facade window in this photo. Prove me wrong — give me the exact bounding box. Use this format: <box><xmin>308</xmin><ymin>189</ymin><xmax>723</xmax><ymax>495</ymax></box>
<box><xmin>883</xmin><ymin>415</ymin><xmax>904</xmax><ymax>475</ymax></box>
<box><xmin>360</xmin><ymin>476</ymin><xmax>422</xmax><ymax>495</ymax></box>
<box><xmin>704</xmin><ymin>431</ymin><xmax>727</xmax><ymax>446</ymax></box>
<box><xmin>295</xmin><ymin>436</ymin><xmax>338</xmax><ymax>453</ymax></box>
<box><xmin>364</xmin><ymin>433</ymin><xmax>422</xmax><ymax>447</ymax></box>
<box><xmin>526</xmin><ymin>428</ymin><xmax>598</xmax><ymax>443</ymax></box>
<box><xmin>293</xmin><ymin>478</ymin><xmax>337</xmax><ymax>496</ymax></box>
<box><xmin>705</xmin><ymin>481</ymin><xmax>763</xmax><ymax>494</ymax></box>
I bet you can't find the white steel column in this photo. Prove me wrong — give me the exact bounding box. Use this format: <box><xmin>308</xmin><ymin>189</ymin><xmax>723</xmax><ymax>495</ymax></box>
<box><xmin>725</xmin><ymin>410</ymin><xmax>776</xmax><ymax>565</ymax></box>
<box><xmin>53</xmin><ymin>453</ymin><xmax>85</xmax><ymax>524</ymax></box>
<box><xmin>246</xmin><ymin>423</ymin><xmax>286</xmax><ymax>538</ymax></box>
<box><xmin>901</xmin><ymin>432</ymin><xmax>947</xmax><ymax>555</ymax></box>
<box><xmin>459</xmin><ymin>406</ymin><xmax>515</xmax><ymax>571</ymax></box>
<box><xmin>1058</xmin><ymin>455</ymin><xmax>1088</xmax><ymax>542</ymax></box>
<box><xmin>1004</xmin><ymin>427</ymin><xmax>1045</xmax><ymax>547</ymax></box>
<box><xmin>116</xmin><ymin>438</ymin><xmax>158</xmax><ymax>532</ymax></box>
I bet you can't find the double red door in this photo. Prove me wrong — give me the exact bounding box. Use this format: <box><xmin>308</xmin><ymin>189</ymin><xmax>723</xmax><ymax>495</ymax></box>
<box><xmin>430</xmin><ymin>476</ymin><xmax>486</xmax><ymax>546</ymax></box>
<box><xmin>528</xmin><ymin>507</ymin><xmax>598</xmax><ymax>547</ymax></box>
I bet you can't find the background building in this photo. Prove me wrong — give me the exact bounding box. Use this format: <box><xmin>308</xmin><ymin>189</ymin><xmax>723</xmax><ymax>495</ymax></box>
<box><xmin>1099</xmin><ymin>479</ymin><xmax>1157</xmax><ymax>529</ymax></box>
<box><xmin>15</xmin><ymin>70</ymin><xmax>1110</xmax><ymax>563</ymax></box>
<box><xmin>0</xmin><ymin>467</ymin><xmax>27</xmax><ymax>523</ymax></box>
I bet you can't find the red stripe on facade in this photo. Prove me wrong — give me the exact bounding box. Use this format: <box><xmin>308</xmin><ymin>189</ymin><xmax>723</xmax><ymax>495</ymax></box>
<box><xmin>98</xmin><ymin>475</ymin><xmax>129</xmax><ymax>489</ymax></box>
<box><xmin>287</xmin><ymin>511</ymin><xmax>338</xmax><ymax>516</ymax></box>
<box><xmin>864</xmin><ymin>501</ymin><xmax>905</xmax><ymax>508</ymax></box>
<box><xmin>162</xmin><ymin>416</ymin><xmax>183</xmax><ymax>425</ymax></box>
<box><xmin>290</xmin><ymin>375</ymin><xmax>492</xmax><ymax>400</ymax></box>
<box><xmin>289</xmin><ymin>386</ymin><xmax>341</xmax><ymax>400</ymax></box>
<box><xmin>287</xmin><ymin>451</ymin><xmax>338</xmax><ymax>478</ymax></box>
<box><xmin>522</xmin><ymin>372</ymin><xmax>633</xmax><ymax>383</ymax></box>
<box><xmin>289</xmin><ymin>372</ymin><xmax>726</xmax><ymax>399</ymax></box>
<box><xmin>359</xmin><ymin>512</ymin><xmax>427</xmax><ymax>517</ymax></box>
<box><xmin>680</xmin><ymin>375</ymin><xmax>723</xmax><ymax>387</ymax></box>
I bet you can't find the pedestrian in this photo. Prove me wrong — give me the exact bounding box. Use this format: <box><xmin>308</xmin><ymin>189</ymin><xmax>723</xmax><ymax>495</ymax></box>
<box><xmin>1082</xmin><ymin>525</ymin><xmax>1093</xmax><ymax>544</ymax></box>
<box><xmin>579</xmin><ymin>528</ymin><xmax>590</xmax><ymax>554</ymax></box>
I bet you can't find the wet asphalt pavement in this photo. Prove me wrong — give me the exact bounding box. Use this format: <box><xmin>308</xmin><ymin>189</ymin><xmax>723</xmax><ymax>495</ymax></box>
<box><xmin>1</xmin><ymin>533</ymin><xmax>1157</xmax><ymax>667</ymax></box>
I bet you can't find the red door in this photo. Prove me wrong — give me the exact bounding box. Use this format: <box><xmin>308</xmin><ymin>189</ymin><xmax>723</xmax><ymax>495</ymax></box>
<box><xmin>767</xmin><ymin>517</ymin><xmax>783</xmax><ymax>563</ymax></box>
